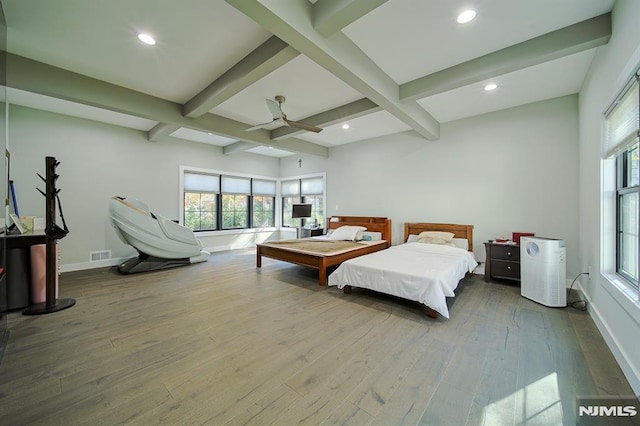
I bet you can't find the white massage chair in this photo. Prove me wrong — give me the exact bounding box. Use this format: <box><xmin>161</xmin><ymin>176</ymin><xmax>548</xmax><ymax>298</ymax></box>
<box><xmin>109</xmin><ymin>196</ymin><xmax>209</xmax><ymax>273</ymax></box>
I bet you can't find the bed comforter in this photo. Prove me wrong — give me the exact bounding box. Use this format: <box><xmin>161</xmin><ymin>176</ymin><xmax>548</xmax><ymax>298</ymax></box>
<box><xmin>327</xmin><ymin>242</ymin><xmax>478</xmax><ymax>318</ymax></box>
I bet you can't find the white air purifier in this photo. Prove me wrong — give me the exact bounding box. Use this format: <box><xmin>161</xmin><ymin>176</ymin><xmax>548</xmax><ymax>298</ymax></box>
<box><xmin>520</xmin><ymin>236</ymin><xmax>566</xmax><ymax>307</ymax></box>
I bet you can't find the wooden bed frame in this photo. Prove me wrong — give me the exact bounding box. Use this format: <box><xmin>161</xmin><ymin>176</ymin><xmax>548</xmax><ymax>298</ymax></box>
<box><xmin>404</xmin><ymin>222</ymin><xmax>474</xmax><ymax>249</ymax></box>
<box><xmin>342</xmin><ymin>222</ymin><xmax>475</xmax><ymax>319</ymax></box>
<box><xmin>256</xmin><ymin>216</ymin><xmax>392</xmax><ymax>286</ymax></box>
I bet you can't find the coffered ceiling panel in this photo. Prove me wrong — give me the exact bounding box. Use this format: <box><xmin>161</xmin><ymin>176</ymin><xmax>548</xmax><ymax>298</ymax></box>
<box><xmin>1</xmin><ymin>0</ymin><xmax>616</xmax><ymax>158</ymax></box>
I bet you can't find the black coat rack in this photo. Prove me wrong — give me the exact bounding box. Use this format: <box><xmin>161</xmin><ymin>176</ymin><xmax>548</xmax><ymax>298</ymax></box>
<box><xmin>23</xmin><ymin>156</ymin><xmax>75</xmax><ymax>315</ymax></box>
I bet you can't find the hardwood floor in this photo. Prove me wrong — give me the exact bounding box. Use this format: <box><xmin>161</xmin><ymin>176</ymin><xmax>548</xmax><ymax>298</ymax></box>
<box><xmin>0</xmin><ymin>249</ymin><xmax>635</xmax><ymax>425</ymax></box>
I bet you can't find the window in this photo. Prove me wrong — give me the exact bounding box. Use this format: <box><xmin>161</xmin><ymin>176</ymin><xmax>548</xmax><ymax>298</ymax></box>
<box><xmin>221</xmin><ymin>176</ymin><xmax>250</xmax><ymax>229</ymax></box>
<box><xmin>252</xmin><ymin>179</ymin><xmax>276</xmax><ymax>227</ymax></box>
<box><xmin>301</xmin><ymin>176</ymin><xmax>324</xmax><ymax>227</ymax></box>
<box><xmin>617</xmin><ymin>144</ymin><xmax>639</xmax><ymax>285</ymax></box>
<box><xmin>607</xmin><ymin>71</ymin><xmax>639</xmax><ymax>289</ymax></box>
<box><xmin>281</xmin><ymin>175</ymin><xmax>325</xmax><ymax>228</ymax></box>
<box><xmin>182</xmin><ymin>169</ymin><xmax>277</xmax><ymax>231</ymax></box>
<box><xmin>281</xmin><ymin>179</ymin><xmax>301</xmax><ymax>228</ymax></box>
<box><xmin>184</xmin><ymin>172</ymin><xmax>219</xmax><ymax>231</ymax></box>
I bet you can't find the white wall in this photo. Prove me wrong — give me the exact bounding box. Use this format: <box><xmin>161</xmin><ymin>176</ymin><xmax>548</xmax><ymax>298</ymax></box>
<box><xmin>282</xmin><ymin>95</ymin><xmax>580</xmax><ymax>276</ymax></box>
<box><xmin>8</xmin><ymin>105</ymin><xmax>280</xmax><ymax>269</ymax></box>
<box><xmin>578</xmin><ymin>0</ymin><xmax>640</xmax><ymax>394</ymax></box>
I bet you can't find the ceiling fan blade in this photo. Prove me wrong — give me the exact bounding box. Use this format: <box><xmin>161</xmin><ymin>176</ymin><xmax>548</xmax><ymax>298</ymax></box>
<box><xmin>245</xmin><ymin>118</ymin><xmax>285</xmax><ymax>131</ymax></box>
<box><xmin>266</xmin><ymin>99</ymin><xmax>283</xmax><ymax>119</ymax></box>
<box><xmin>284</xmin><ymin>118</ymin><xmax>323</xmax><ymax>133</ymax></box>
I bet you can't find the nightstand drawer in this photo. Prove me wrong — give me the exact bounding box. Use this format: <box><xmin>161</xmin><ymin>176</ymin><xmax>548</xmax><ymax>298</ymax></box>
<box><xmin>490</xmin><ymin>259</ymin><xmax>520</xmax><ymax>279</ymax></box>
<box><xmin>490</xmin><ymin>245</ymin><xmax>520</xmax><ymax>261</ymax></box>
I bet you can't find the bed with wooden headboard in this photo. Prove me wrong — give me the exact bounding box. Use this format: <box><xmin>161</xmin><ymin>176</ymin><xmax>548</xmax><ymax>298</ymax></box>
<box><xmin>404</xmin><ymin>222</ymin><xmax>474</xmax><ymax>250</ymax></box>
<box><xmin>328</xmin><ymin>222</ymin><xmax>477</xmax><ymax>319</ymax></box>
<box><xmin>256</xmin><ymin>216</ymin><xmax>391</xmax><ymax>286</ymax></box>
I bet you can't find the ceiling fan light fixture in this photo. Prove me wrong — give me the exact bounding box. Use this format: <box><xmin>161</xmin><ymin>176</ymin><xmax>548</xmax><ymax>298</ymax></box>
<box><xmin>246</xmin><ymin>96</ymin><xmax>323</xmax><ymax>133</ymax></box>
<box><xmin>457</xmin><ymin>10</ymin><xmax>476</xmax><ymax>24</ymax></box>
<box><xmin>137</xmin><ymin>33</ymin><xmax>156</xmax><ymax>45</ymax></box>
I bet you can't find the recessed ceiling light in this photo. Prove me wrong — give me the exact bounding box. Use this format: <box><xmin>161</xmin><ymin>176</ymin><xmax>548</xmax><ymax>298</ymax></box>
<box><xmin>137</xmin><ymin>33</ymin><xmax>156</xmax><ymax>45</ymax></box>
<box><xmin>457</xmin><ymin>10</ymin><xmax>476</xmax><ymax>24</ymax></box>
<box><xmin>342</xmin><ymin>123</ymin><xmax>350</xmax><ymax>129</ymax></box>
<box><xmin>484</xmin><ymin>83</ymin><xmax>498</xmax><ymax>91</ymax></box>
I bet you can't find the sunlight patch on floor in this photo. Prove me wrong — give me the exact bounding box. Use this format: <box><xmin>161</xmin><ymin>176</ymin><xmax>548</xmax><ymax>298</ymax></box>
<box><xmin>482</xmin><ymin>373</ymin><xmax>564</xmax><ymax>425</ymax></box>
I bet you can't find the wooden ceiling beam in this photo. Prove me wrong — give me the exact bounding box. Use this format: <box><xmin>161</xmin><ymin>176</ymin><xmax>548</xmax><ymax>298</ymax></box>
<box><xmin>226</xmin><ymin>0</ymin><xmax>440</xmax><ymax>140</ymax></box>
<box><xmin>400</xmin><ymin>13</ymin><xmax>612</xmax><ymax>101</ymax></box>
<box><xmin>7</xmin><ymin>52</ymin><xmax>327</xmax><ymax>157</ymax></box>
<box><xmin>183</xmin><ymin>36</ymin><xmax>299</xmax><ymax>118</ymax></box>
<box><xmin>312</xmin><ymin>0</ymin><xmax>389</xmax><ymax>37</ymax></box>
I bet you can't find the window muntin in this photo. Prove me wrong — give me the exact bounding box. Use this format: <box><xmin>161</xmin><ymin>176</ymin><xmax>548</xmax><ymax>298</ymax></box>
<box><xmin>252</xmin><ymin>195</ymin><xmax>274</xmax><ymax>227</ymax></box>
<box><xmin>222</xmin><ymin>193</ymin><xmax>248</xmax><ymax>229</ymax></box>
<box><xmin>184</xmin><ymin>192</ymin><xmax>217</xmax><ymax>231</ymax></box>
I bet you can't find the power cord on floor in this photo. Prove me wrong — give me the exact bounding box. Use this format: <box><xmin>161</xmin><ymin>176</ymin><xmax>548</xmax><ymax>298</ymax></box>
<box><xmin>567</xmin><ymin>272</ymin><xmax>588</xmax><ymax>311</ymax></box>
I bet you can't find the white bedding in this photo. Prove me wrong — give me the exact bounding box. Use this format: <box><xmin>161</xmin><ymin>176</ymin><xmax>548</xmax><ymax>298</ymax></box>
<box><xmin>327</xmin><ymin>242</ymin><xmax>478</xmax><ymax>318</ymax></box>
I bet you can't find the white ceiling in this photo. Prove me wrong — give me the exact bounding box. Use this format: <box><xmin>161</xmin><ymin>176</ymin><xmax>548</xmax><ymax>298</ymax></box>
<box><xmin>1</xmin><ymin>0</ymin><xmax>615</xmax><ymax>158</ymax></box>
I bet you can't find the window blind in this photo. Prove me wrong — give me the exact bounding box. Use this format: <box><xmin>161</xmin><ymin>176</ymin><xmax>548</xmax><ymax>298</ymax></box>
<box><xmin>281</xmin><ymin>180</ymin><xmax>300</xmax><ymax>196</ymax></box>
<box><xmin>221</xmin><ymin>175</ymin><xmax>251</xmax><ymax>194</ymax></box>
<box><xmin>604</xmin><ymin>73</ymin><xmax>639</xmax><ymax>158</ymax></box>
<box><xmin>184</xmin><ymin>172</ymin><xmax>219</xmax><ymax>193</ymax></box>
<box><xmin>252</xmin><ymin>179</ymin><xmax>276</xmax><ymax>196</ymax></box>
<box><xmin>301</xmin><ymin>176</ymin><xmax>324</xmax><ymax>195</ymax></box>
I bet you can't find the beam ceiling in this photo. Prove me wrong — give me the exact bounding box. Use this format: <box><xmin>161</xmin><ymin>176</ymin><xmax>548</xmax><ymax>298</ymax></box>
<box><xmin>400</xmin><ymin>13</ymin><xmax>612</xmax><ymax>101</ymax></box>
<box><xmin>7</xmin><ymin>52</ymin><xmax>328</xmax><ymax>157</ymax></box>
<box><xmin>226</xmin><ymin>0</ymin><xmax>441</xmax><ymax>141</ymax></box>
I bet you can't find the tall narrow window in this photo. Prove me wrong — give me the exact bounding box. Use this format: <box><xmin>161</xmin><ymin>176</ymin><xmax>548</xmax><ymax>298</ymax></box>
<box><xmin>607</xmin><ymin>71</ymin><xmax>640</xmax><ymax>289</ymax></box>
<box><xmin>184</xmin><ymin>172</ymin><xmax>219</xmax><ymax>231</ymax></box>
<box><xmin>252</xmin><ymin>179</ymin><xmax>276</xmax><ymax>228</ymax></box>
<box><xmin>281</xmin><ymin>179</ymin><xmax>301</xmax><ymax>227</ymax></box>
<box><xmin>221</xmin><ymin>176</ymin><xmax>250</xmax><ymax>229</ymax></box>
<box><xmin>301</xmin><ymin>176</ymin><xmax>324</xmax><ymax>227</ymax></box>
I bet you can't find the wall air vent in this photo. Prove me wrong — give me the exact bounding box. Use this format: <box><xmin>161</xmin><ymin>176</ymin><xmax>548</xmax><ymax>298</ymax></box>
<box><xmin>90</xmin><ymin>250</ymin><xmax>111</xmax><ymax>262</ymax></box>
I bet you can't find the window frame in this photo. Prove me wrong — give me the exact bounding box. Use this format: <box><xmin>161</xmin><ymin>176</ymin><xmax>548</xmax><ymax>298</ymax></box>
<box><xmin>180</xmin><ymin>166</ymin><xmax>278</xmax><ymax>233</ymax></box>
<box><xmin>607</xmin><ymin>70</ymin><xmax>640</xmax><ymax>291</ymax></box>
<box><xmin>616</xmin><ymin>143</ymin><xmax>639</xmax><ymax>288</ymax></box>
<box><xmin>280</xmin><ymin>174</ymin><xmax>326</xmax><ymax>229</ymax></box>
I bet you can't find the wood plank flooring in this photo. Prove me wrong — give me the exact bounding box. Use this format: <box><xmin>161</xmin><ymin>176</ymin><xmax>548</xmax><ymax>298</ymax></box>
<box><xmin>0</xmin><ymin>250</ymin><xmax>635</xmax><ymax>425</ymax></box>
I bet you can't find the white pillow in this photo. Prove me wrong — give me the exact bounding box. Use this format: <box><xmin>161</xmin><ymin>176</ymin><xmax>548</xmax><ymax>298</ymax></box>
<box><xmin>418</xmin><ymin>231</ymin><xmax>455</xmax><ymax>242</ymax></box>
<box><xmin>406</xmin><ymin>234</ymin><xmax>419</xmax><ymax>243</ymax></box>
<box><xmin>327</xmin><ymin>225</ymin><xmax>367</xmax><ymax>241</ymax></box>
<box><xmin>451</xmin><ymin>238</ymin><xmax>469</xmax><ymax>250</ymax></box>
<box><xmin>417</xmin><ymin>236</ymin><xmax>453</xmax><ymax>245</ymax></box>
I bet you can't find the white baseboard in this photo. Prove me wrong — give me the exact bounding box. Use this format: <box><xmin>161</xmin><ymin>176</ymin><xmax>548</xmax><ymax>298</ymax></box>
<box><xmin>60</xmin><ymin>257</ymin><xmax>128</xmax><ymax>273</ymax></box>
<box><xmin>576</xmin><ymin>280</ymin><xmax>640</xmax><ymax>395</ymax></box>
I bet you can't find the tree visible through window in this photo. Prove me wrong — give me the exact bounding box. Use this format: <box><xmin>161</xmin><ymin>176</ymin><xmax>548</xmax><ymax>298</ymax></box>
<box><xmin>253</xmin><ymin>195</ymin><xmax>274</xmax><ymax>227</ymax></box>
<box><xmin>222</xmin><ymin>194</ymin><xmax>248</xmax><ymax>229</ymax></box>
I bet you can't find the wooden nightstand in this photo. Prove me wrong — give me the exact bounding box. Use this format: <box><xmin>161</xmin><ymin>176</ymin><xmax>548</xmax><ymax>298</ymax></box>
<box><xmin>484</xmin><ymin>242</ymin><xmax>520</xmax><ymax>283</ymax></box>
<box><xmin>299</xmin><ymin>228</ymin><xmax>323</xmax><ymax>238</ymax></box>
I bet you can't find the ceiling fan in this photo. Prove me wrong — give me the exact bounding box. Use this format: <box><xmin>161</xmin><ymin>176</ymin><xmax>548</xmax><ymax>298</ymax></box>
<box><xmin>246</xmin><ymin>95</ymin><xmax>323</xmax><ymax>133</ymax></box>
